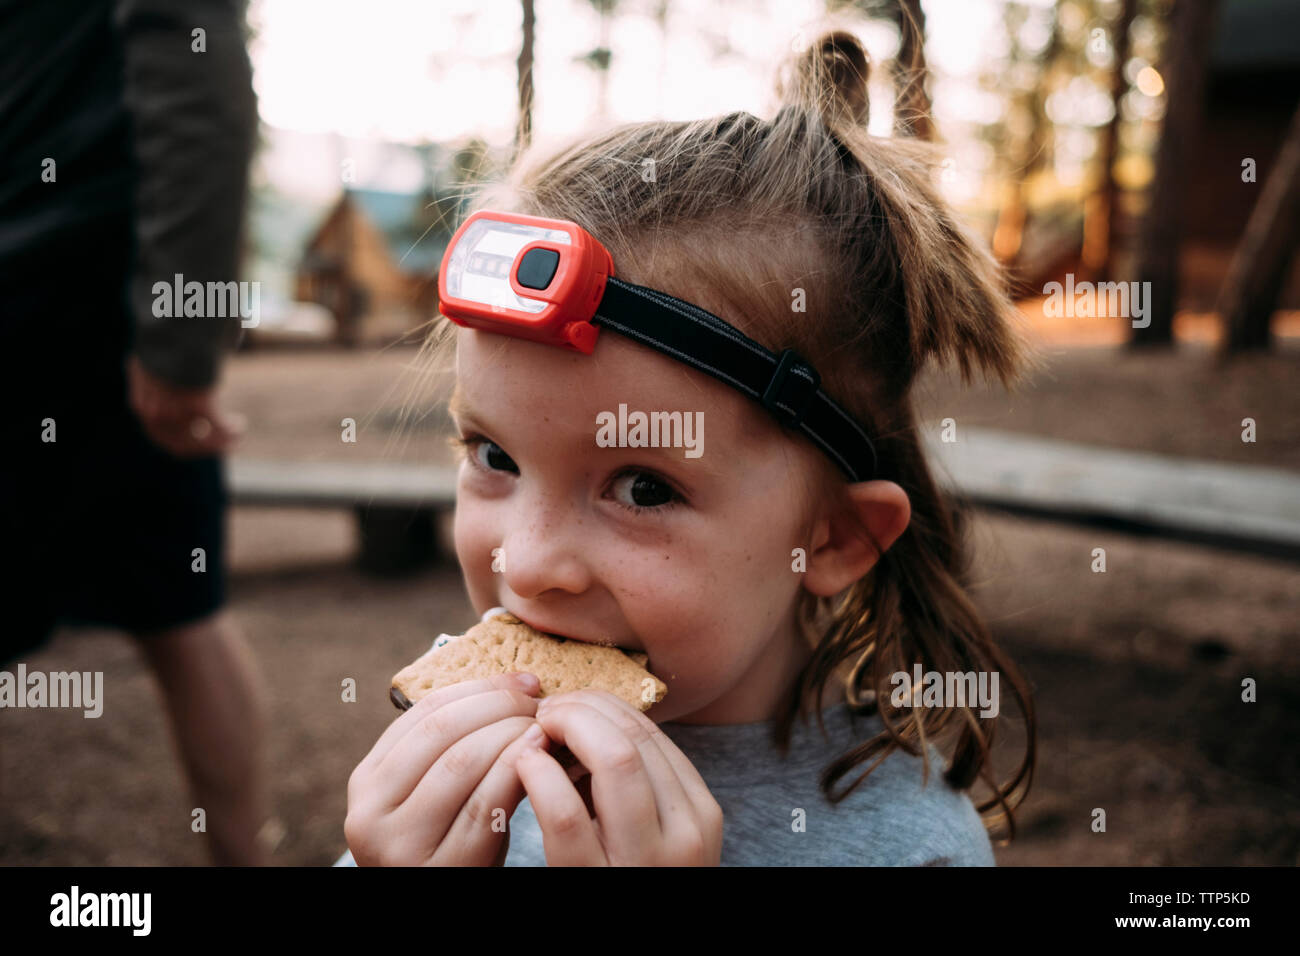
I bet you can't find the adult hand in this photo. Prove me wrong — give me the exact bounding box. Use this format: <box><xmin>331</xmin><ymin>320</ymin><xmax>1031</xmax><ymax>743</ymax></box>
<box><xmin>127</xmin><ymin>355</ymin><xmax>244</xmax><ymax>458</ymax></box>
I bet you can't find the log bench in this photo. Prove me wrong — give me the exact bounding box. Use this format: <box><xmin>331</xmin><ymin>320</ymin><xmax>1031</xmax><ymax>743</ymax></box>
<box><xmin>226</xmin><ymin>458</ymin><xmax>457</xmax><ymax>573</ymax></box>
<box><xmin>227</xmin><ymin>429</ymin><xmax>1300</xmax><ymax>572</ymax></box>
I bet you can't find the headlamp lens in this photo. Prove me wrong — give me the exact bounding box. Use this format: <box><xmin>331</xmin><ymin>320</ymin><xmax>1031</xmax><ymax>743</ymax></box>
<box><xmin>444</xmin><ymin>219</ymin><xmax>571</xmax><ymax>315</ymax></box>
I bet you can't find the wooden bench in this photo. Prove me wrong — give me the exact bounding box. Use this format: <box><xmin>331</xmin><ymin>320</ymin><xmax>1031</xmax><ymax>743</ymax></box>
<box><xmin>228</xmin><ymin>430</ymin><xmax>1300</xmax><ymax>571</ymax></box>
<box><xmin>226</xmin><ymin>459</ymin><xmax>457</xmax><ymax>573</ymax></box>
<box><xmin>923</xmin><ymin>427</ymin><xmax>1300</xmax><ymax>561</ymax></box>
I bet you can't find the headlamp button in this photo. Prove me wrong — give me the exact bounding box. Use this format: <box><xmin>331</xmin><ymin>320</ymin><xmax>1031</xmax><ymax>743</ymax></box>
<box><xmin>517</xmin><ymin>247</ymin><xmax>560</xmax><ymax>290</ymax></box>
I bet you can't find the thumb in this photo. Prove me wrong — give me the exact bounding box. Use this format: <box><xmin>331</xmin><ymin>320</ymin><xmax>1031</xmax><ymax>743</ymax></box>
<box><xmin>190</xmin><ymin>407</ymin><xmax>243</xmax><ymax>454</ymax></box>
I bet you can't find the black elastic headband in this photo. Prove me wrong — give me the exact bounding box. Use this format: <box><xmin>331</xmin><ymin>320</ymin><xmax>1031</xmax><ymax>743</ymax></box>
<box><xmin>593</xmin><ymin>276</ymin><xmax>878</xmax><ymax>482</ymax></box>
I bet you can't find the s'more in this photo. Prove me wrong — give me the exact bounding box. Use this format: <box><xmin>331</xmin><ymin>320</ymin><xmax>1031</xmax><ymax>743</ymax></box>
<box><xmin>390</xmin><ymin>610</ymin><xmax>667</xmax><ymax>712</ymax></box>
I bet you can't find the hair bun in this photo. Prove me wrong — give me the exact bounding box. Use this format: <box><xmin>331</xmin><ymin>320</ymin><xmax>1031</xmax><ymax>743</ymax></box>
<box><xmin>780</xmin><ymin>29</ymin><xmax>871</xmax><ymax>130</ymax></box>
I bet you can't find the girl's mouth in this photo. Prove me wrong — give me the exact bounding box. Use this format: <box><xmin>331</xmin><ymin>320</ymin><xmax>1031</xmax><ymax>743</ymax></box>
<box><xmin>508</xmin><ymin>610</ymin><xmax>645</xmax><ymax>658</ymax></box>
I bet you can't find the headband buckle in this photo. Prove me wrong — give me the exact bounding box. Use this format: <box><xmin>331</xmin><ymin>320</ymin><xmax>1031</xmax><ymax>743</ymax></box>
<box><xmin>762</xmin><ymin>349</ymin><xmax>821</xmax><ymax>429</ymax></box>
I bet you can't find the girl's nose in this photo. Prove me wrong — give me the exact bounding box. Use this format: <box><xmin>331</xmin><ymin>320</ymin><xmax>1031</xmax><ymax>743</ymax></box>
<box><xmin>497</xmin><ymin>501</ymin><xmax>593</xmax><ymax>599</ymax></box>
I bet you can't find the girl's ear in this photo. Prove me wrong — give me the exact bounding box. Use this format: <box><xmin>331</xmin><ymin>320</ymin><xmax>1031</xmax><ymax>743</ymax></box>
<box><xmin>802</xmin><ymin>481</ymin><xmax>911</xmax><ymax>598</ymax></box>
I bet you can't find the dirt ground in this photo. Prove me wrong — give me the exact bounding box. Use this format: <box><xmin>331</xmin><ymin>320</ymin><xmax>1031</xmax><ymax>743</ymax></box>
<box><xmin>1</xmin><ymin>329</ymin><xmax>1297</xmax><ymax>866</ymax></box>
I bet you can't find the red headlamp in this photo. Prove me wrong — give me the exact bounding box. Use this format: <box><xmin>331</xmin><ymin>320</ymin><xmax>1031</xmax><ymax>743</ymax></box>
<box><xmin>436</xmin><ymin>209</ymin><xmax>879</xmax><ymax>482</ymax></box>
<box><xmin>437</xmin><ymin>210</ymin><xmax>612</xmax><ymax>354</ymax></box>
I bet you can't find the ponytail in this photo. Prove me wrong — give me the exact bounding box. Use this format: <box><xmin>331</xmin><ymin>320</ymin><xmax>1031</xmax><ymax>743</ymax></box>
<box><xmin>768</xmin><ymin>30</ymin><xmax>1039</xmax><ymax>839</ymax></box>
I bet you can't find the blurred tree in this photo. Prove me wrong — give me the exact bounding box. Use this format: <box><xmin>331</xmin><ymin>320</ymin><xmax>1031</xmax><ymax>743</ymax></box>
<box><xmin>449</xmin><ymin>138</ymin><xmax>494</xmax><ymax>223</ymax></box>
<box><xmin>576</xmin><ymin>0</ymin><xmax>618</xmax><ymax>125</ymax></box>
<box><xmin>514</xmin><ymin>0</ymin><xmax>535</xmax><ymax>161</ymax></box>
<box><xmin>1082</xmin><ymin>0</ymin><xmax>1139</xmax><ymax>277</ymax></box>
<box><xmin>1218</xmin><ymin>101</ymin><xmax>1300</xmax><ymax>354</ymax></box>
<box><xmin>1130</xmin><ymin>0</ymin><xmax>1221</xmax><ymax>347</ymax></box>
<box><xmin>653</xmin><ymin>0</ymin><xmax>670</xmax><ymax>116</ymax></box>
<box><xmin>991</xmin><ymin>1</ymin><xmax>1062</xmax><ymax>271</ymax></box>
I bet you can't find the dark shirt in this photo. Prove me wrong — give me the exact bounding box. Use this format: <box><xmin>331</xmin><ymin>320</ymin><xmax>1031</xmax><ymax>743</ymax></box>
<box><xmin>0</xmin><ymin>0</ymin><xmax>257</xmax><ymax>387</ymax></box>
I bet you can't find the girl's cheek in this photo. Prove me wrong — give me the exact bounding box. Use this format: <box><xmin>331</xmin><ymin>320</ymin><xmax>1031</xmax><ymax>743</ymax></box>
<box><xmin>453</xmin><ymin>498</ymin><xmax>496</xmax><ymax>580</ymax></box>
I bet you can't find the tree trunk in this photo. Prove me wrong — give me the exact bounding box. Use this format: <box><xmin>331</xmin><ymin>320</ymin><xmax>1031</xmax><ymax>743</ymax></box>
<box><xmin>1218</xmin><ymin>101</ymin><xmax>1300</xmax><ymax>355</ymax></box>
<box><xmin>893</xmin><ymin>0</ymin><xmax>934</xmax><ymax>140</ymax></box>
<box><xmin>594</xmin><ymin>4</ymin><xmax>613</xmax><ymax>125</ymax></box>
<box><xmin>513</xmin><ymin>0</ymin><xmax>535</xmax><ymax>162</ymax></box>
<box><xmin>992</xmin><ymin>4</ymin><xmax>1061</xmax><ymax>270</ymax></box>
<box><xmin>1082</xmin><ymin>0</ymin><xmax>1138</xmax><ymax>278</ymax></box>
<box><xmin>1130</xmin><ymin>0</ymin><xmax>1221</xmax><ymax>348</ymax></box>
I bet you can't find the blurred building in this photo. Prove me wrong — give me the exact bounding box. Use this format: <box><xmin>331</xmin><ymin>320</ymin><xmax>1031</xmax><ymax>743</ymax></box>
<box><xmin>295</xmin><ymin>187</ymin><xmax>446</xmax><ymax>346</ymax></box>
<box><xmin>1190</xmin><ymin>0</ymin><xmax>1300</xmax><ymax>244</ymax></box>
<box><xmin>1181</xmin><ymin>0</ymin><xmax>1300</xmax><ymax>309</ymax></box>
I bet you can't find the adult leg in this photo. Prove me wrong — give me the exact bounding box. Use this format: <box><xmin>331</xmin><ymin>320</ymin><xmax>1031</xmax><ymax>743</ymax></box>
<box><xmin>133</xmin><ymin>610</ymin><xmax>271</xmax><ymax>866</ymax></box>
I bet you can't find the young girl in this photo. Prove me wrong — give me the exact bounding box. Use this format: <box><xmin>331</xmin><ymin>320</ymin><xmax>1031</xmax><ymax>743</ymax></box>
<box><xmin>340</xmin><ymin>29</ymin><xmax>1037</xmax><ymax>867</ymax></box>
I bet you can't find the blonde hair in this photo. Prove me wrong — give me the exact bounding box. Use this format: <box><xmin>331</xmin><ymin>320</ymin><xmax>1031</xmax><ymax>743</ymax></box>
<box><xmin>423</xmin><ymin>29</ymin><xmax>1039</xmax><ymax>840</ymax></box>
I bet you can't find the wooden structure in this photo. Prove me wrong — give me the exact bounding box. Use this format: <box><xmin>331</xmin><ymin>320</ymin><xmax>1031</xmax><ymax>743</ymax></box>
<box><xmin>1132</xmin><ymin>0</ymin><xmax>1300</xmax><ymax>339</ymax></box>
<box><xmin>295</xmin><ymin>188</ymin><xmax>445</xmax><ymax>346</ymax></box>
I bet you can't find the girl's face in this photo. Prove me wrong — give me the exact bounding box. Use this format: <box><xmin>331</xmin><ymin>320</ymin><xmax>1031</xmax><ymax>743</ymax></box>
<box><xmin>450</xmin><ymin>327</ymin><xmax>827</xmax><ymax>724</ymax></box>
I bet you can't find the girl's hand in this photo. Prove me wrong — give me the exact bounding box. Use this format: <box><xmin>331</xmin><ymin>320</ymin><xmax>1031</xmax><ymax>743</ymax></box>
<box><xmin>515</xmin><ymin>689</ymin><xmax>723</xmax><ymax>866</ymax></box>
<box><xmin>345</xmin><ymin>673</ymin><xmax>548</xmax><ymax>866</ymax></box>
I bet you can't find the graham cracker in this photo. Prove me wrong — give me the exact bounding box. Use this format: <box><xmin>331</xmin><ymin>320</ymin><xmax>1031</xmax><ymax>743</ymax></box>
<box><xmin>391</xmin><ymin>612</ymin><xmax>667</xmax><ymax>712</ymax></box>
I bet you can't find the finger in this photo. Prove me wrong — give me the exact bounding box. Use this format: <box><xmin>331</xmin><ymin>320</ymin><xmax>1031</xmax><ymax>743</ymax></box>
<box><xmin>142</xmin><ymin>419</ymin><xmax>205</xmax><ymax>459</ymax></box>
<box><xmin>147</xmin><ymin>399</ymin><xmax>197</xmax><ymax>430</ymax></box>
<box><xmin>374</xmin><ymin>686</ymin><xmax>544</xmax><ymax>805</ymax></box>
<box><xmin>533</xmin><ymin>701</ymin><xmax>662</xmax><ymax>861</ymax></box>
<box><xmin>187</xmin><ymin>431</ymin><xmax>234</xmax><ymax>457</ymax></box>
<box><xmin>193</xmin><ymin>408</ymin><xmax>244</xmax><ymax>455</ymax></box>
<box><xmin>359</xmin><ymin>673</ymin><xmax>539</xmax><ymax>773</ymax></box>
<box><xmin>172</xmin><ymin>428</ymin><xmax>214</xmax><ymax>458</ymax></box>
<box><xmin>138</xmin><ymin>404</ymin><xmax>214</xmax><ymax>458</ymax></box>
<box><xmin>219</xmin><ymin>409</ymin><xmax>248</xmax><ymax>437</ymax></box>
<box><xmin>549</xmin><ymin>743</ymin><xmax>590</xmax><ymax>781</ymax></box>
<box><xmin>543</xmin><ymin>694</ymin><xmax>722</xmax><ymax>864</ymax></box>
<box><xmin>554</xmin><ymin>691</ymin><xmax>716</xmax><ymax>819</ymax></box>
<box><xmin>393</xmin><ymin>715</ymin><xmax>538</xmax><ymax>864</ymax></box>
<box><xmin>173</xmin><ymin>414</ymin><xmax>236</xmax><ymax>458</ymax></box>
<box><xmin>185</xmin><ymin>416</ymin><xmax>223</xmax><ymax>455</ymax></box>
<box><xmin>574</xmin><ymin>773</ymin><xmax>597</xmax><ymax>818</ymax></box>
<box><xmin>539</xmin><ymin>691</ymin><xmax>693</xmax><ymax>836</ymax></box>
<box><xmin>515</xmin><ymin>744</ymin><xmax>606</xmax><ymax>866</ymax></box>
<box><xmin>433</xmin><ymin>718</ymin><xmax>551</xmax><ymax>864</ymax></box>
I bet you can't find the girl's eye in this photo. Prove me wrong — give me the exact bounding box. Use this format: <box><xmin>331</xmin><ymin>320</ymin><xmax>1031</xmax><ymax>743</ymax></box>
<box><xmin>610</xmin><ymin>471</ymin><xmax>680</xmax><ymax>511</ymax></box>
<box><xmin>477</xmin><ymin>440</ymin><xmax>518</xmax><ymax>473</ymax></box>
<box><xmin>458</xmin><ymin>436</ymin><xmax>518</xmax><ymax>474</ymax></box>
<box><xmin>454</xmin><ymin>434</ymin><xmax>680</xmax><ymax>513</ymax></box>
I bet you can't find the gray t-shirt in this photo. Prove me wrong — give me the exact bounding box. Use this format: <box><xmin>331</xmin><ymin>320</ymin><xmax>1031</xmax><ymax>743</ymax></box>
<box><xmin>335</xmin><ymin>701</ymin><xmax>994</xmax><ymax>867</ymax></box>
